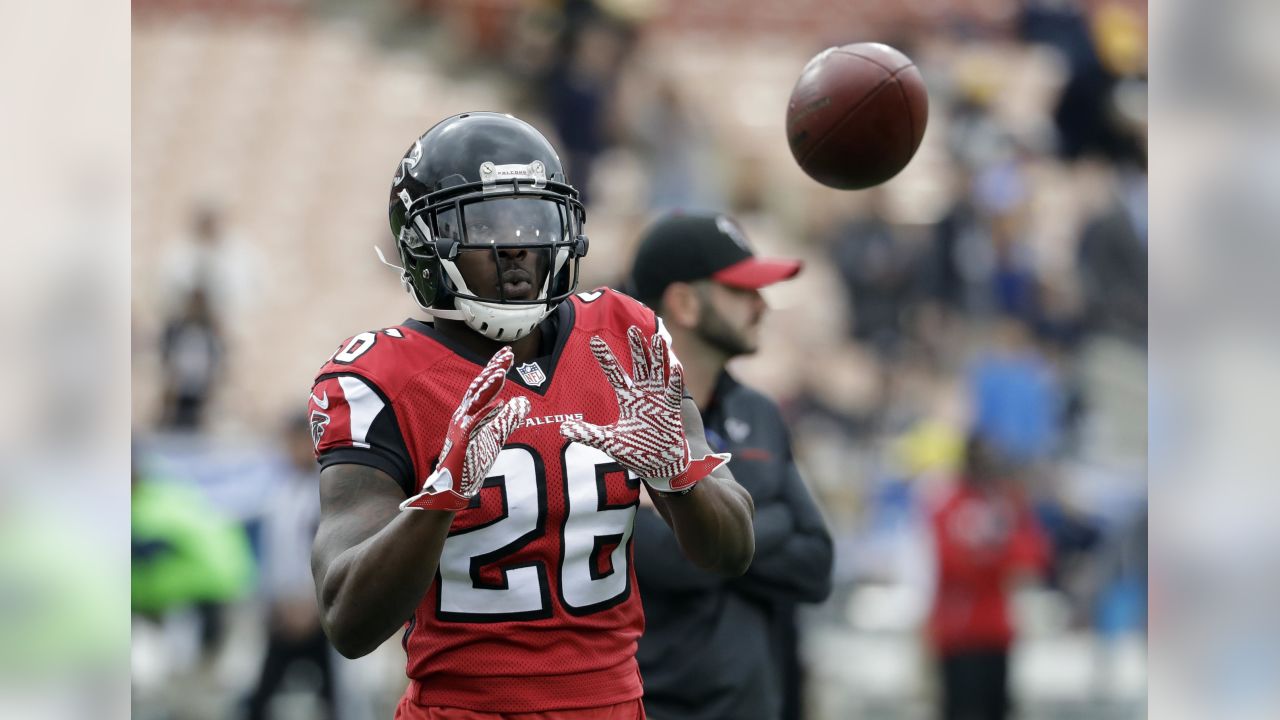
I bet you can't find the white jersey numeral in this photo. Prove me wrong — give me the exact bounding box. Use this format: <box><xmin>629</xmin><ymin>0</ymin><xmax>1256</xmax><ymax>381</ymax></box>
<box><xmin>333</xmin><ymin>332</ymin><xmax>377</xmax><ymax>363</ymax></box>
<box><xmin>437</xmin><ymin>447</ymin><xmax>549</xmax><ymax>621</ymax></box>
<box><xmin>435</xmin><ymin>443</ymin><xmax>637</xmax><ymax>622</ymax></box>
<box><xmin>331</xmin><ymin>328</ymin><xmax>404</xmax><ymax>364</ymax></box>
<box><xmin>560</xmin><ymin>443</ymin><xmax>637</xmax><ymax>613</ymax></box>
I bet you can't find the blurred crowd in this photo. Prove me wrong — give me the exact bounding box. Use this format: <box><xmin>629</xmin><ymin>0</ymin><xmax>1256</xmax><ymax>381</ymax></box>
<box><xmin>132</xmin><ymin>0</ymin><xmax>1146</xmax><ymax>718</ymax></box>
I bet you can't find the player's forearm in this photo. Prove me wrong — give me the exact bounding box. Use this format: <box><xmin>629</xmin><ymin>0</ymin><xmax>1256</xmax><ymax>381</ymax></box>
<box><xmin>655</xmin><ymin>472</ymin><xmax>755</xmax><ymax>576</ymax></box>
<box><xmin>316</xmin><ymin>509</ymin><xmax>454</xmax><ymax>658</ymax></box>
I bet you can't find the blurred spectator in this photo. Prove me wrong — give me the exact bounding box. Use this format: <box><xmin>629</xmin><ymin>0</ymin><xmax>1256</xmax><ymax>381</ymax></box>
<box><xmin>131</xmin><ymin>452</ymin><xmax>255</xmax><ymax>669</ymax></box>
<box><xmin>1038</xmin><ymin>492</ymin><xmax>1146</xmax><ymax>635</ymax></box>
<box><xmin>245</xmin><ymin>416</ymin><xmax>334</xmax><ymax>720</ymax></box>
<box><xmin>973</xmin><ymin>161</ymin><xmax>1038</xmax><ymax>322</ymax></box>
<box><xmin>541</xmin><ymin>9</ymin><xmax>633</xmax><ymax>204</ymax></box>
<box><xmin>968</xmin><ymin>316</ymin><xmax>1063</xmax><ymax>465</ymax></box>
<box><xmin>827</xmin><ymin>190</ymin><xmax>923</xmax><ymax>359</ymax></box>
<box><xmin>1094</xmin><ymin>509</ymin><xmax>1147</xmax><ymax>637</ymax></box>
<box><xmin>1019</xmin><ymin>0</ymin><xmax>1144</xmax><ymax>163</ymax></box>
<box><xmin>945</xmin><ymin>85</ymin><xmax>1010</xmax><ymax>173</ymax></box>
<box><xmin>927</xmin><ymin>437</ymin><xmax>1049</xmax><ymax>720</ymax></box>
<box><xmin>1033</xmin><ymin>495</ymin><xmax>1103</xmax><ymax>624</ymax></box>
<box><xmin>158</xmin><ymin>287</ymin><xmax>225</xmax><ymax>431</ymax></box>
<box><xmin>1077</xmin><ymin>162</ymin><xmax>1148</xmax><ymax>345</ymax></box>
<box><xmin>927</xmin><ymin>173</ymin><xmax>986</xmax><ymax>316</ymax></box>
<box><xmin>623</xmin><ymin>74</ymin><xmax>725</xmax><ymax>212</ymax></box>
<box><xmin>928</xmin><ymin>157</ymin><xmax>1039</xmax><ymax>326</ymax></box>
<box><xmin>161</xmin><ymin>203</ymin><xmax>257</xmax><ymax>318</ymax></box>
<box><xmin>504</xmin><ymin>7</ymin><xmax>564</xmax><ymax>108</ymax></box>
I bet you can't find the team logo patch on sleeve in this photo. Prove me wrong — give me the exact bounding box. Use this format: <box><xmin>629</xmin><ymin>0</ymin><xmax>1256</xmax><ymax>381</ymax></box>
<box><xmin>310</xmin><ymin>410</ymin><xmax>332</xmax><ymax>450</ymax></box>
<box><xmin>517</xmin><ymin>362</ymin><xmax>547</xmax><ymax>387</ymax></box>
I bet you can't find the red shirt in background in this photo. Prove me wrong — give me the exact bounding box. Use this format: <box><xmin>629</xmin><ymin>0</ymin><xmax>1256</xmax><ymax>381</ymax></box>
<box><xmin>927</xmin><ymin>480</ymin><xmax>1049</xmax><ymax>654</ymax></box>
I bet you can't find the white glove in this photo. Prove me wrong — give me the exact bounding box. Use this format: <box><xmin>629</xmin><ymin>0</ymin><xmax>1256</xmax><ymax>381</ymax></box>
<box><xmin>561</xmin><ymin>326</ymin><xmax>729</xmax><ymax>494</ymax></box>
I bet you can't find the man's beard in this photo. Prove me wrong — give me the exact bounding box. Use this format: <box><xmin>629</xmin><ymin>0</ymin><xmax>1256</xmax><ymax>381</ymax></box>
<box><xmin>695</xmin><ymin>302</ymin><xmax>756</xmax><ymax>358</ymax></box>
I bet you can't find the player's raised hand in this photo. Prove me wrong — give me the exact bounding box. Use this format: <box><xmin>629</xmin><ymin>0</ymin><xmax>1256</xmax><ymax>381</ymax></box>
<box><xmin>561</xmin><ymin>326</ymin><xmax>729</xmax><ymax>494</ymax></box>
<box><xmin>402</xmin><ymin>347</ymin><xmax>531</xmax><ymax>512</ymax></box>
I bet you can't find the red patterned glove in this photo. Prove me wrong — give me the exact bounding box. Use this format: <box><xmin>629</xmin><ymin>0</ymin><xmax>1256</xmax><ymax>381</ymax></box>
<box><xmin>402</xmin><ymin>347</ymin><xmax>531</xmax><ymax>512</ymax></box>
<box><xmin>560</xmin><ymin>326</ymin><xmax>730</xmax><ymax>494</ymax></box>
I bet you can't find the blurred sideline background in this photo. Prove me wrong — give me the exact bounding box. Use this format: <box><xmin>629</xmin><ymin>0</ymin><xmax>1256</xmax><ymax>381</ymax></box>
<box><xmin>130</xmin><ymin>1</ymin><xmax>1147</xmax><ymax>718</ymax></box>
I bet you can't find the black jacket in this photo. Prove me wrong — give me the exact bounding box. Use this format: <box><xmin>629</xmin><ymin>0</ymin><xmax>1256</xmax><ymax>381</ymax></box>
<box><xmin>635</xmin><ymin>372</ymin><xmax>834</xmax><ymax>720</ymax></box>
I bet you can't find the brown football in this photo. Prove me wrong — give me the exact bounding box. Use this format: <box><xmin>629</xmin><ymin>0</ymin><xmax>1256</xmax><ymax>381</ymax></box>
<box><xmin>786</xmin><ymin>42</ymin><xmax>929</xmax><ymax>190</ymax></box>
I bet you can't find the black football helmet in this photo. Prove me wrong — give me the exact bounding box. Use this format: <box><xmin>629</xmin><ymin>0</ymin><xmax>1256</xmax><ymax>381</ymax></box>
<box><xmin>387</xmin><ymin>112</ymin><xmax>589</xmax><ymax>341</ymax></box>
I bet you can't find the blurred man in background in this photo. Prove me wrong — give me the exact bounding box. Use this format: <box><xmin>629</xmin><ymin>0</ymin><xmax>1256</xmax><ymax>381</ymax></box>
<box><xmin>927</xmin><ymin>436</ymin><xmax>1049</xmax><ymax>720</ymax></box>
<box><xmin>158</xmin><ymin>287</ymin><xmax>225</xmax><ymax>432</ymax></box>
<box><xmin>161</xmin><ymin>203</ymin><xmax>260</xmax><ymax>324</ymax></box>
<box><xmin>628</xmin><ymin>212</ymin><xmax>834</xmax><ymax>720</ymax></box>
<box><xmin>968</xmin><ymin>316</ymin><xmax>1063</xmax><ymax>468</ymax></box>
<box><xmin>245</xmin><ymin>416</ymin><xmax>334</xmax><ymax>720</ymax></box>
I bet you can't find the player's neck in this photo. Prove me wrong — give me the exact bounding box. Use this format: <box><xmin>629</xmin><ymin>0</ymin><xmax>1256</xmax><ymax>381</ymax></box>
<box><xmin>433</xmin><ymin>317</ymin><xmax>543</xmax><ymax>364</ymax></box>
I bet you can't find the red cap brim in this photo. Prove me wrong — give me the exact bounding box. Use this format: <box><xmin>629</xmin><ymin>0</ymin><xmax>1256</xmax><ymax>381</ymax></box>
<box><xmin>711</xmin><ymin>257</ymin><xmax>803</xmax><ymax>289</ymax></box>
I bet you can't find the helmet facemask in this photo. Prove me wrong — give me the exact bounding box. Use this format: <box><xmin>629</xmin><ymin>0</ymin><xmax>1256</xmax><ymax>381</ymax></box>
<box><xmin>394</xmin><ymin>161</ymin><xmax>588</xmax><ymax>341</ymax></box>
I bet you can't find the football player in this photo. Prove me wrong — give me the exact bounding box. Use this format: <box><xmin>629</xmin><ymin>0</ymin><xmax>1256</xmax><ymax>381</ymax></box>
<box><xmin>307</xmin><ymin>112</ymin><xmax>755</xmax><ymax>720</ymax></box>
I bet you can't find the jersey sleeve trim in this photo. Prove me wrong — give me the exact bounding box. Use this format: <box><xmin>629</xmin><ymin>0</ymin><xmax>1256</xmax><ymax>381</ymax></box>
<box><xmin>314</xmin><ymin>371</ymin><xmax>417</xmax><ymax>495</ymax></box>
<box><xmin>318</xmin><ymin>447</ymin><xmax>414</xmax><ymax>497</ymax></box>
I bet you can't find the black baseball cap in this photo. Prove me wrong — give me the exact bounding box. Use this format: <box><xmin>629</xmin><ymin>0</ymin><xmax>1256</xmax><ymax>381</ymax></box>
<box><xmin>629</xmin><ymin>211</ymin><xmax>803</xmax><ymax>303</ymax></box>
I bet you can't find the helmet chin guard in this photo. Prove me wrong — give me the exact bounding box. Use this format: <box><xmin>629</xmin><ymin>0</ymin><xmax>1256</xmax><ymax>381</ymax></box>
<box><xmin>440</xmin><ymin>259</ymin><xmax>554</xmax><ymax>341</ymax></box>
<box><xmin>453</xmin><ymin>297</ymin><xmax>549</xmax><ymax>341</ymax></box>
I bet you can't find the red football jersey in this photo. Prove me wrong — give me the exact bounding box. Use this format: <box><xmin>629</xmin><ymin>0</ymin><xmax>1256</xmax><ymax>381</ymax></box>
<box><xmin>926</xmin><ymin>482</ymin><xmax>1049</xmax><ymax>654</ymax></box>
<box><xmin>308</xmin><ymin>289</ymin><xmax>659</xmax><ymax>713</ymax></box>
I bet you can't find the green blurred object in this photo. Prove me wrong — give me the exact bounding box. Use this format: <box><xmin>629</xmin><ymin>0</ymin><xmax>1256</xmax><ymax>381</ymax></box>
<box><xmin>131</xmin><ymin>478</ymin><xmax>255</xmax><ymax>615</ymax></box>
<box><xmin>0</xmin><ymin>501</ymin><xmax>129</xmax><ymax>677</ymax></box>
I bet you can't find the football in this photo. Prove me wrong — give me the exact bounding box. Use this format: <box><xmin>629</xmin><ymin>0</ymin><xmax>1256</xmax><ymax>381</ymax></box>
<box><xmin>785</xmin><ymin>42</ymin><xmax>929</xmax><ymax>190</ymax></box>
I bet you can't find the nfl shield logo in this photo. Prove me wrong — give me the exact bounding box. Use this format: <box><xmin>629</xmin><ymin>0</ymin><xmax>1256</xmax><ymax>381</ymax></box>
<box><xmin>517</xmin><ymin>362</ymin><xmax>547</xmax><ymax>387</ymax></box>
